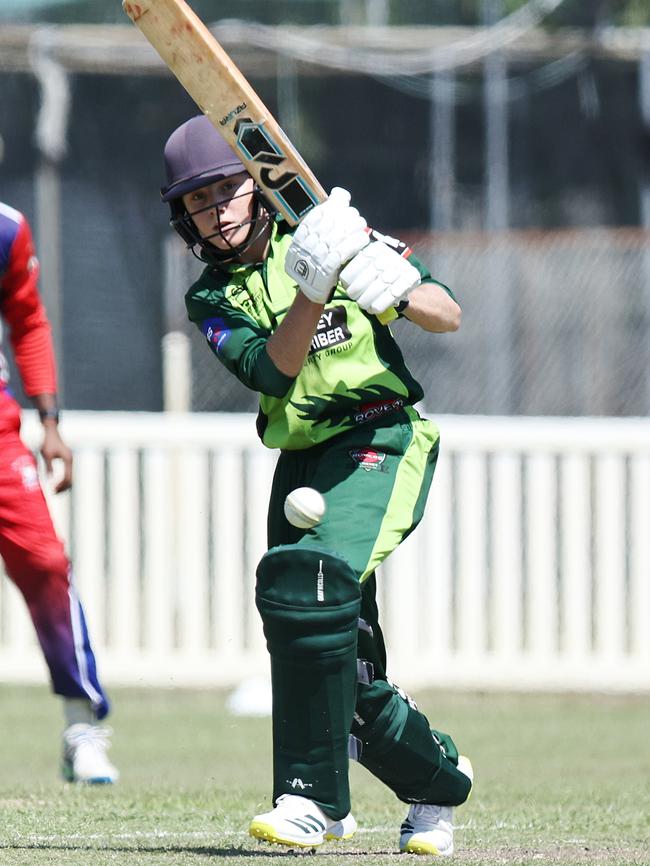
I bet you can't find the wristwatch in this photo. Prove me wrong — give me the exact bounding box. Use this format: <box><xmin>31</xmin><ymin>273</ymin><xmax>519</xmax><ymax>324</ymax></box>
<box><xmin>39</xmin><ymin>407</ymin><xmax>60</xmax><ymax>423</ymax></box>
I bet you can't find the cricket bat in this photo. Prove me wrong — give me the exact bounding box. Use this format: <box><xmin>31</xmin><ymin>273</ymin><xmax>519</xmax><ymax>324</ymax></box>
<box><xmin>122</xmin><ymin>0</ymin><xmax>395</xmax><ymax>323</ymax></box>
<box><xmin>122</xmin><ymin>0</ymin><xmax>325</xmax><ymax>224</ymax></box>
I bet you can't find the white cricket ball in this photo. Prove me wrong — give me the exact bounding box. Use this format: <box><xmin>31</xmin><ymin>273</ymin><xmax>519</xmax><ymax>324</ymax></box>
<box><xmin>284</xmin><ymin>486</ymin><xmax>326</xmax><ymax>529</ymax></box>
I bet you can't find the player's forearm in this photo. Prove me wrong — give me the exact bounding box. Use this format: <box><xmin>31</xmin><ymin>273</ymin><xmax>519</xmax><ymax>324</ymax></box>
<box><xmin>31</xmin><ymin>393</ymin><xmax>60</xmax><ymax>425</ymax></box>
<box><xmin>266</xmin><ymin>292</ymin><xmax>325</xmax><ymax>377</ymax></box>
<box><xmin>402</xmin><ymin>282</ymin><xmax>461</xmax><ymax>333</ymax></box>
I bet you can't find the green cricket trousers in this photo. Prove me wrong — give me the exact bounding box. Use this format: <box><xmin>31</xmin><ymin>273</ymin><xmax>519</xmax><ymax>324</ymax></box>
<box><xmin>257</xmin><ymin>406</ymin><xmax>472</xmax><ymax>818</ymax></box>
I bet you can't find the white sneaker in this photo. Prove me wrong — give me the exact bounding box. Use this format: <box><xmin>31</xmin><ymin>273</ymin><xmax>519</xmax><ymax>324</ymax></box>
<box><xmin>399</xmin><ymin>755</ymin><xmax>473</xmax><ymax>857</ymax></box>
<box><xmin>62</xmin><ymin>723</ymin><xmax>119</xmax><ymax>784</ymax></box>
<box><xmin>249</xmin><ymin>794</ymin><xmax>357</xmax><ymax>849</ymax></box>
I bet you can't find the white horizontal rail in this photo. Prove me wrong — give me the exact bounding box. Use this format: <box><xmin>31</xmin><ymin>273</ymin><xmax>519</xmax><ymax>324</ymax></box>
<box><xmin>0</xmin><ymin>411</ymin><xmax>648</xmax><ymax>693</ymax></box>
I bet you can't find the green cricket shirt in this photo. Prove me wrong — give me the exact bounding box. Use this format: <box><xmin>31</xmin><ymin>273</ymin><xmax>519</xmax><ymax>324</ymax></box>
<box><xmin>185</xmin><ymin>221</ymin><xmax>454</xmax><ymax>451</ymax></box>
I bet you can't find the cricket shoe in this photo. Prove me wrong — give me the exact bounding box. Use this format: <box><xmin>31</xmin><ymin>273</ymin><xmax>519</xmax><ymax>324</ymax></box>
<box><xmin>62</xmin><ymin>723</ymin><xmax>119</xmax><ymax>784</ymax></box>
<box><xmin>399</xmin><ymin>755</ymin><xmax>473</xmax><ymax>857</ymax></box>
<box><xmin>249</xmin><ymin>794</ymin><xmax>357</xmax><ymax>849</ymax></box>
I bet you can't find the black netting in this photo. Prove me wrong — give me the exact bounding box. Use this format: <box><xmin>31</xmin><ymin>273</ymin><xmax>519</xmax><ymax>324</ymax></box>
<box><xmin>1</xmin><ymin>15</ymin><xmax>648</xmax><ymax>415</ymax></box>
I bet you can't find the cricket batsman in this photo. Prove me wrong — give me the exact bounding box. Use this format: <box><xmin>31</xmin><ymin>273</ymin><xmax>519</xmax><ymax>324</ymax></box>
<box><xmin>0</xmin><ymin>200</ymin><xmax>118</xmax><ymax>784</ymax></box>
<box><xmin>161</xmin><ymin>115</ymin><xmax>473</xmax><ymax>856</ymax></box>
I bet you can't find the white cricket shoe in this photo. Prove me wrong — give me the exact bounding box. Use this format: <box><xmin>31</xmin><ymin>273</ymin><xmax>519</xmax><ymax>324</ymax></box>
<box><xmin>399</xmin><ymin>755</ymin><xmax>473</xmax><ymax>857</ymax></box>
<box><xmin>62</xmin><ymin>723</ymin><xmax>119</xmax><ymax>784</ymax></box>
<box><xmin>249</xmin><ymin>794</ymin><xmax>357</xmax><ymax>849</ymax></box>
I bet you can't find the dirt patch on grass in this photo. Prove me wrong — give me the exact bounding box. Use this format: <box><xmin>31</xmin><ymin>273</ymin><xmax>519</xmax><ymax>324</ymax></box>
<box><xmin>458</xmin><ymin>845</ymin><xmax>649</xmax><ymax>865</ymax></box>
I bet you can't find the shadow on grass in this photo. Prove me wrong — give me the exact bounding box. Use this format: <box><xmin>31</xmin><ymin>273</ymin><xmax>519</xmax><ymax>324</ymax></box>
<box><xmin>0</xmin><ymin>843</ymin><xmax>398</xmax><ymax>858</ymax></box>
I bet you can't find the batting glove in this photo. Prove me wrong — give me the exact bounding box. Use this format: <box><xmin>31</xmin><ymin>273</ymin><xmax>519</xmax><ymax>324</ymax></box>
<box><xmin>285</xmin><ymin>187</ymin><xmax>370</xmax><ymax>305</ymax></box>
<box><xmin>340</xmin><ymin>241</ymin><xmax>421</xmax><ymax>315</ymax></box>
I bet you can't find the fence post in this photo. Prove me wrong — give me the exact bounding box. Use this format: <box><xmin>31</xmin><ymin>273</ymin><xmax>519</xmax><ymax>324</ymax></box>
<box><xmin>29</xmin><ymin>28</ymin><xmax>70</xmax><ymax>402</ymax></box>
<box><xmin>162</xmin><ymin>331</ymin><xmax>192</xmax><ymax>412</ymax></box>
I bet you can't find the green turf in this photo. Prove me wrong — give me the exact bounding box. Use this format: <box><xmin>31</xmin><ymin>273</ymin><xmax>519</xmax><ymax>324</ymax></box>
<box><xmin>0</xmin><ymin>685</ymin><xmax>648</xmax><ymax>865</ymax></box>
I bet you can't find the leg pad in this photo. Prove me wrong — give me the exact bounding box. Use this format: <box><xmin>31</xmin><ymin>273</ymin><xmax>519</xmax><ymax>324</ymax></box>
<box><xmin>256</xmin><ymin>546</ymin><xmax>361</xmax><ymax>819</ymax></box>
<box><xmin>354</xmin><ymin>680</ymin><xmax>472</xmax><ymax>806</ymax></box>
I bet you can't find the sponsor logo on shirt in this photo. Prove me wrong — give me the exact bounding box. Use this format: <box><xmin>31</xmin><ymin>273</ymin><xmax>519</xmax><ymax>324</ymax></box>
<box><xmin>201</xmin><ymin>317</ymin><xmax>231</xmax><ymax>353</ymax></box>
<box><xmin>309</xmin><ymin>305</ymin><xmax>351</xmax><ymax>355</ymax></box>
<box><xmin>350</xmin><ymin>448</ymin><xmax>387</xmax><ymax>472</ymax></box>
<box><xmin>354</xmin><ymin>397</ymin><xmax>404</xmax><ymax>425</ymax></box>
<box><xmin>11</xmin><ymin>455</ymin><xmax>39</xmax><ymax>492</ymax></box>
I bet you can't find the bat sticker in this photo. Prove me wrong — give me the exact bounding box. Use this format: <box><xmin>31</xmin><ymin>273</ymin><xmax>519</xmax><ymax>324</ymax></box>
<box><xmin>234</xmin><ymin>118</ymin><xmax>320</xmax><ymax>221</ymax></box>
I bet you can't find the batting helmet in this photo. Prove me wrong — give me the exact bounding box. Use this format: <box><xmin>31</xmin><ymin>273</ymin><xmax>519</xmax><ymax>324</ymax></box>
<box><xmin>161</xmin><ymin>114</ymin><xmax>245</xmax><ymax>202</ymax></box>
<box><xmin>161</xmin><ymin>115</ymin><xmax>271</xmax><ymax>263</ymax></box>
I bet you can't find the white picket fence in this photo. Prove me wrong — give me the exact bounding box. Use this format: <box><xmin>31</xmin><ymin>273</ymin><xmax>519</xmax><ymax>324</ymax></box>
<box><xmin>1</xmin><ymin>411</ymin><xmax>649</xmax><ymax>693</ymax></box>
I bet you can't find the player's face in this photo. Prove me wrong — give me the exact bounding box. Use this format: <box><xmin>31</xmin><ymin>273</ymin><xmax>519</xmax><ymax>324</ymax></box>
<box><xmin>182</xmin><ymin>173</ymin><xmax>255</xmax><ymax>251</ymax></box>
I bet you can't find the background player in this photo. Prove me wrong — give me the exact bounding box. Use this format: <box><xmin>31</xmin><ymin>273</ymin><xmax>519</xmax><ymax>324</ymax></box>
<box><xmin>161</xmin><ymin>115</ymin><xmax>472</xmax><ymax>856</ymax></box>
<box><xmin>0</xmin><ymin>200</ymin><xmax>118</xmax><ymax>784</ymax></box>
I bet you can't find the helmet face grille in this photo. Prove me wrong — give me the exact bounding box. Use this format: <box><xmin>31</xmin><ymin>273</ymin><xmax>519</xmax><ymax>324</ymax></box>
<box><xmin>168</xmin><ymin>186</ymin><xmax>272</xmax><ymax>265</ymax></box>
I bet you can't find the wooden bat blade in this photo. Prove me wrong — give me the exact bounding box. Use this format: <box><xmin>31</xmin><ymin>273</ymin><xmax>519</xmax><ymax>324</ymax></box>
<box><xmin>122</xmin><ymin>0</ymin><xmax>326</xmax><ymax>225</ymax></box>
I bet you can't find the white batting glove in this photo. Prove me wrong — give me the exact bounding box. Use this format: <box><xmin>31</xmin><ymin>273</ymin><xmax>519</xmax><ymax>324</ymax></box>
<box><xmin>339</xmin><ymin>241</ymin><xmax>421</xmax><ymax>315</ymax></box>
<box><xmin>285</xmin><ymin>187</ymin><xmax>370</xmax><ymax>304</ymax></box>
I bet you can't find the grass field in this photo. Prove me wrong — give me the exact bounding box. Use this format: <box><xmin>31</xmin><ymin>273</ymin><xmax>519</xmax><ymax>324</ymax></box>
<box><xmin>0</xmin><ymin>684</ymin><xmax>648</xmax><ymax>865</ymax></box>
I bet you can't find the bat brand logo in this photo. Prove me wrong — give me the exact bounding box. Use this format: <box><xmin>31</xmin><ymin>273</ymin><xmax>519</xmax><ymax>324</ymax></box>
<box><xmin>287</xmin><ymin>778</ymin><xmax>313</xmax><ymax>789</ymax></box>
<box><xmin>235</xmin><ymin>118</ymin><xmax>296</xmax><ymax>187</ymax></box>
<box><xmin>219</xmin><ymin>102</ymin><xmax>247</xmax><ymax>126</ymax></box>
<box><xmin>316</xmin><ymin>560</ymin><xmax>324</xmax><ymax>602</ymax></box>
<box><xmin>252</xmin><ymin>152</ymin><xmax>298</xmax><ymax>192</ymax></box>
<box><xmin>234</xmin><ymin>117</ymin><xmax>318</xmax><ymax>220</ymax></box>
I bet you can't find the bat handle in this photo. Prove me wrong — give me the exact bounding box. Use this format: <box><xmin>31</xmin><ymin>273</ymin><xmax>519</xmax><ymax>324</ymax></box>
<box><xmin>376</xmin><ymin>308</ymin><xmax>398</xmax><ymax>326</ymax></box>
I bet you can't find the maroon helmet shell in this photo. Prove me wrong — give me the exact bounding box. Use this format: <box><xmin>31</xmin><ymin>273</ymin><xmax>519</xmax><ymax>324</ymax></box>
<box><xmin>161</xmin><ymin>115</ymin><xmax>246</xmax><ymax>202</ymax></box>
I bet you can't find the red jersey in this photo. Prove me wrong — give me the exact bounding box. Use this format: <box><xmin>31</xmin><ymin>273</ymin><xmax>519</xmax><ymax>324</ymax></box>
<box><xmin>0</xmin><ymin>202</ymin><xmax>57</xmax><ymax>397</ymax></box>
